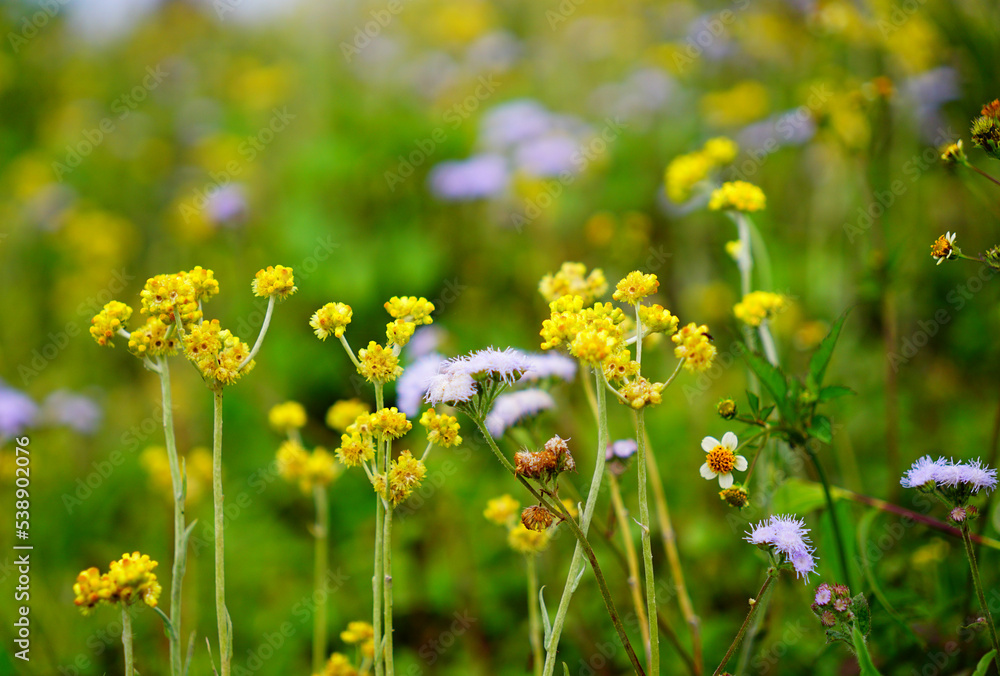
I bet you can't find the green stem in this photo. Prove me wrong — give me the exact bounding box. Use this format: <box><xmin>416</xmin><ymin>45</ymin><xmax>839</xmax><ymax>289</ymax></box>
<box><xmin>313</xmin><ymin>485</ymin><xmax>329</xmax><ymax>674</ymax></box>
<box><xmin>712</xmin><ymin>570</ymin><xmax>776</xmax><ymax>676</ymax></box>
<box><xmin>526</xmin><ymin>555</ymin><xmax>543</xmax><ymax>676</ymax></box>
<box><xmin>212</xmin><ymin>388</ymin><xmax>232</xmax><ymax>676</ymax></box>
<box><xmin>851</xmin><ymin>626</ymin><xmax>884</xmax><ymax>676</ymax></box>
<box><xmin>383</xmin><ymin>503</ymin><xmax>395</xmax><ymax>676</ymax></box>
<box><xmin>961</xmin><ymin>524</ymin><xmax>1000</xmax><ymax>673</ymax></box>
<box><xmin>609</xmin><ymin>474</ymin><xmax>651</xmax><ymax>668</ymax></box>
<box><xmin>802</xmin><ymin>444</ymin><xmax>852</xmax><ymax>587</ymax></box>
<box><xmin>472</xmin><ymin>402</ymin><xmax>645</xmax><ymax>676</ymax></box>
<box><xmin>122</xmin><ymin>605</ymin><xmax>135</xmax><ymax>676</ymax></box>
<box><xmin>373</xmin><ymin>384</ymin><xmax>385</xmax><ymax>676</ymax></box>
<box><xmin>635</xmin><ymin>409</ymin><xmax>659</xmax><ymax>675</ymax></box>
<box><xmin>541</xmin><ymin>369</ymin><xmax>612</xmax><ymax>676</ymax></box>
<box><xmin>158</xmin><ymin>360</ymin><xmax>186</xmax><ymax>676</ymax></box>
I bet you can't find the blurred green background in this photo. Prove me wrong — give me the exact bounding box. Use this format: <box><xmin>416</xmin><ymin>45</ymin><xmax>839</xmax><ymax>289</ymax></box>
<box><xmin>2</xmin><ymin>0</ymin><xmax>1000</xmax><ymax>674</ymax></box>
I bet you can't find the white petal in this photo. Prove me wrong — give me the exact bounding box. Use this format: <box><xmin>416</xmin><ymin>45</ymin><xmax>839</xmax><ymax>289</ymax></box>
<box><xmin>701</xmin><ymin>436</ymin><xmax>719</xmax><ymax>452</ymax></box>
<box><xmin>699</xmin><ymin>463</ymin><xmax>716</xmax><ymax>480</ymax></box>
<box><xmin>722</xmin><ymin>431</ymin><xmax>738</xmax><ymax>450</ymax></box>
<box><xmin>734</xmin><ymin>455</ymin><xmax>748</xmax><ymax>472</ymax></box>
<box><xmin>718</xmin><ymin>473</ymin><xmax>734</xmax><ymax>489</ymax></box>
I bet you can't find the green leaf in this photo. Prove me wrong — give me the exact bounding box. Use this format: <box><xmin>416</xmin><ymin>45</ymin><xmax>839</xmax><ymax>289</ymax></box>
<box><xmin>539</xmin><ymin>585</ymin><xmax>552</xmax><ymax>645</ymax></box>
<box><xmin>758</xmin><ymin>404</ymin><xmax>775</xmax><ymax>421</ymax></box>
<box><xmin>771</xmin><ymin>477</ymin><xmax>830</xmax><ymax>515</ymax></box>
<box><xmin>972</xmin><ymin>650</ymin><xmax>997</xmax><ymax>676</ymax></box>
<box><xmin>850</xmin><ymin>593</ymin><xmax>871</xmax><ymax>637</ymax></box>
<box><xmin>818</xmin><ymin>385</ymin><xmax>855</xmax><ymax>402</ymax></box>
<box><xmin>809</xmin><ymin>415</ymin><xmax>833</xmax><ymax>444</ymax></box>
<box><xmin>563</xmin><ymin>662</ymin><xmax>571</xmax><ymax>676</ymax></box>
<box><xmin>856</xmin><ymin>510</ymin><xmax>926</xmax><ymax>648</ymax></box>
<box><xmin>746</xmin><ymin>390</ymin><xmax>760</xmax><ymax>415</ymax></box>
<box><xmin>852</xmin><ymin>625</ymin><xmax>884</xmax><ymax>676</ymax></box>
<box><xmin>744</xmin><ymin>352</ymin><xmax>791</xmax><ymax>420</ymax></box>
<box><xmin>809</xmin><ymin>310</ymin><xmax>851</xmax><ymax>388</ymax></box>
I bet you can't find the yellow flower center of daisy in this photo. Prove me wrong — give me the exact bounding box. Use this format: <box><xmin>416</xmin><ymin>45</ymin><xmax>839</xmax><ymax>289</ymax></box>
<box><xmin>706</xmin><ymin>445</ymin><xmax>736</xmax><ymax>474</ymax></box>
<box><xmin>930</xmin><ymin>236</ymin><xmax>952</xmax><ymax>259</ymax></box>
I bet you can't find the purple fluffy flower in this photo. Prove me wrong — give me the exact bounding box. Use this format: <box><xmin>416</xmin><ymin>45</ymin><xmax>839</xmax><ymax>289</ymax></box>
<box><xmin>447</xmin><ymin>347</ymin><xmax>531</xmax><ymax>385</ymax></box>
<box><xmin>428</xmin><ymin>153</ymin><xmax>509</xmax><ymax>201</ymax></box>
<box><xmin>40</xmin><ymin>390</ymin><xmax>102</xmax><ymax>435</ymax></box>
<box><xmin>745</xmin><ymin>514</ymin><xmax>817</xmax><ymax>583</ymax></box>
<box><xmin>484</xmin><ymin>389</ymin><xmax>555</xmax><ymax>437</ymax></box>
<box><xmin>424</xmin><ymin>371</ymin><xmax>477</xmax><ymax>407</ymax></box>
<box><xmin>606</xmin><ymin>439</ymin><xmax>638</xmax><ymax>461</ymax></box>
<box><xmin>519</xmin><ymin>352</ymin><xmax>577</xmax><ymax>383</ymax></box>
<box><xmin>900</xmin><ymin>455</ymin><xmax>997</xmax><ymax>494</ymax></box>
<box><xmin>814</xmin><ymin>583</ymin><xmax>832</xmax><ymax>606</ymax></box>
<box><xmin>0</xmin><ymin>386</ymin><xmax>39</xmax><ymax>438</ymax></box>
<box><xmin>397</xmin><ymin>353</ymin><xmax>447</xmax><ymax>416</ymax></box>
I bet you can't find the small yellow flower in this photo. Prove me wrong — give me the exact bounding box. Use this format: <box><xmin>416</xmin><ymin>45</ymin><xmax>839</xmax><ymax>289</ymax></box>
<box><xmin>620</xmin><ymin>376</ymin><xmax>664</xmax><ymax>409</ymax></box>
<box><xmin>508</xmin><ymin>524</ymin><xmax>550</xmax><ymax>554</ymax></box>
<box><xmin>320</xmin><ymin>653</ymin><xmax>358</xmax><ymax>676</ymax></box>
<box><xmin>251</xmin><ymin>265</ymin><xmax>297</xmax><ymax>300</ymax></box>
<box><xmin>940</xmin><ymin>140</ymin><xmax>967</xmax><ymax>165</ymax></box>
<box><xmin>719</xmin><ymin>486</ymin><xmax>750</xmax><ymax>508</ymax></box>
<box><xmin>717</xmin><ymin>398</ymin><xmax>738</xmax><ymax>420</ymax></box>
<box><xmin>358</xmin><ymin>342</ymin><xmax>403</xmax><ymax>384</ymax></box>
<box><xmin>708</xmin><ymin>181</ymin><xmax>766</xmax><ymax>212</ymax></box>
<box><xmin>371</xmin><ymin>407</ymin><xmax>412</xmax><ymax>439</ymax></box>
<box><xmin>639</xmin><ymin>304</ymin><xmax>679</xmax><ymax>335</ymax></box>
<box><xmin>384</xmin><ymin>296</ymin><xmax>435</xmax><ymax>325</ymax></box>
<box><xmin>310</xmin><ymin>303</ymin><xmax>353</xmax><ymax>340</ymax></box>
<box><xmin>665</xmin><ymin>151</ymin><xmax>714</xmax><ymax>203</ymax></box>
<box><xmin>326</xmin><ymin>399</ymin><xmax>371</xmax><ymax>432</ymax></box>
<box><xmin>303</xmin><ymin>447</ymin><xmax>339</xmax><ymax>491</ymax></box>
<box><xmin>420</xmin><ymin>409</ymin><xmax>462</xmax><ymax>447</ymax></box>
<box><xmin>725</xmin><ymin>240</ymin><xmax>743</xmax><ymax>260</ymax></box>
<box><xmin>561</xmin><ymin>498</ymin><xmax>579</xmax><ymax>520</ymax></box>
<box><xmin>187</xmin><ymin>266</ymin><xmax>220</xmax><ymax>303</ymax></box>
<box><xmin>386</xmin><ymin>319</ymin><xmax>417</xmax><ymax>347</ymax></box>
<box><xmin>613</xmin><ymin>271</ymin><xmax>659</xmax><ymax>305</ymax></box>
<box><xmin>387</xmin><ymin>450</ymin><xmax>427</xmax><ymax>505</ymax></box>
<box><xmin>539</xmin><ymin>262</ymin><xmax>608</xmax><ymax>305</ymax></box>
<box><xmin>90</xmin><ymin>301</ymin><xmax>133</xmax><ymax>347</ymax></box>
<box><xmin>335</xmin><ymin>432</ymin><xmax>376</xmax><ymax>468</ymax></box>
<box><xmin>484</xmin><ymin>494</ymin><xmax>520</xmax><ymax>526</ymax></box>
<box><xmin>276</xmin><ymin>440</ymin><xmax>309</xmax><ymax>481</ymax></box>
<box><xmin>183</xmin><ymin>320</ymin><xmax>255</xmax><ymax>385</ymax></box>
<box><xmin>702</xmin><ymin>136</ymin><xmax>739</xmax><ymax>164</ymax></box>
<box><xmin>699</xmin><ymin>432</ymin><xmax>747</xmax><ymax>489</ymax></box>
<box><xmin>72</xmin><ymin>567</ymin><xmax>116</xmax><ymax>614</ymax></box>
<box><xmin>672</xmin><ymin>323</ymin><xmax>717</xmax><ymax>372</ymax></box>
<box><xmin>930</xmin><ymin>232</ymin><xmax>957</xmax><ymax>265</ymax></box>
<box><xmin>140</xmin><ymin>272</ymin><xmax>201</xmax><ymax>325</ymax></box>
<box><xmin>268</xmin><ymin>401</ymin><xmax>307</xmax><ymax>433</ymax></box>
<box><xmin>127</xmin><ymin>316</ymin><xmax>179</xmax><ymax>358</ymax></box>
<box><xmin>733</xmin><ymin>291</ymin><xmax>787</xmax><ymax>327</ymax></box>
<box><xmin>340</xmin><ymin>621</ymin><xmax>374</xmax><ymax>644</ymax></box>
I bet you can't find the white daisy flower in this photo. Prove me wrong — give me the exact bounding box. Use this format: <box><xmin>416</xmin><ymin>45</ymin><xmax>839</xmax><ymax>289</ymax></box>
<box><xmin>699</xmin><ymin>431</ymin><xmax>747</xmax><ymax>489</ymax></box>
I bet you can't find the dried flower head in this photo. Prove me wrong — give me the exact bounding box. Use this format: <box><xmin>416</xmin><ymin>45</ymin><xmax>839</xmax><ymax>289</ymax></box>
<box><xmin>521</xmin><ymin>505</ymin><xmax>554</xmax><ymax>532</ymax></box>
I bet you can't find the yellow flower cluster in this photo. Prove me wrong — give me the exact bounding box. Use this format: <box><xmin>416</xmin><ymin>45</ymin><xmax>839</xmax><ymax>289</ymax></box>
<box><xmin>183</xmin><ymin>319</ymin><xmax>256</xmax><ymax>385</ymax></box>
<box><xmin>89</xmin><ymin>300</ymin><xmax>132</xmax><ymax>347</ymax></box>
<box><xmin>187</xmin><ymin>265</ymin><xmax>220</xmax><ymax>302</ymax></box>
<box><xmin>268</xmin><ymin>401</ymin><xmax>307</xmax><ymax>432</ymax></box>
<box><xmin>73</xmin><ymin>552</ymin><xmax>161</xmax><ymax>615</ymax></box>
<box><xmin>672</xmin><ymin>323</ymin><xmax>717</xmax><ymax>372</ymax></box>
<box><xmin>140</xmin><ymin>446</ymin><xmax>212</xmax><ymax>505</ymax></box>
<box><xmin>339</xmin><ymin>620</ymin><xmax>375</xmax><ymax>661</ymax></box>
<box><xmin>420</xmin><ymin>409</ymin><xmax>462</xmax><ymax>447</ymax></box>
<box><xmin>371</xmin><ymin>407</ymin><xmax>412</xmax><ymax>439</ymax></box>
<box><xmin>639</xmin><ymin>304</ymin><xmax>679</xmax><ymax>335</ymax></box>
<box><xmin>664</xmin><ymin>137</ymin><xmax>738</xmax><ymax>202</ymax></box>
<box><xmin>620</xmin><ymin>376</ymin><xmax>664</xmax><ymax>410</ymax></box>
<box><xmin>484</xmin><ymin>494</ymin><xmax>520</xmax><ymax>526</ymax></box>
<box><xmin>540</xmin><ymin>296</ymin><xmax>626</xmax><ymax>365</ymax></box>
<box><xmin>251</xmin><ymin>265</ymin><xmax>298</xmax><ymax>300</ymax></box>
<box><xmin>358</xmin><ymin>342</ymin><xmax>402</xmax><ymax>384</ymax></box>
<box><xmin>386</xmin><ymin>450</ymin><xmax>427</xmax><ymax>505</ymax></box>
<box><xmin>386</xmin><ymin>319</ymin><xmax>416</xmax><ymax>348</ymax></box>
<box><xmin>384</xmin><ymin>296</ymin><xmax>435</xmax><ymax>325</ymax></box>
<box><xmin>326</xmin><ymin>399</ymin><xmax>371</xmax><ymax>432</ymax></box>
<box><xmin>538</xmin><ymin>262</ymin><xmax>608</xmax><ymax>305</ymax></box>
<box><xmin>508</xmin><ymin>524</ymin><xmax>550</xmax><ymax>554</ymax></box>
<box><xmin>127</xmin><ymin>316</ymin><xmax>179</xmax><ymax>358</ymax></box>
<box><xmin>140</xmin><ymin>272</ymin><xmax>203</xmax><ymax>326</ymax></box>
<box><xmin>277</xmin><ymin>440</ymin><xmax>339</xmax><ymax>494</ymax></box>
<box><xmin>336</xmin><ymin>413</ymin><xmax>378</xmax><ymax>467</ymax></box>
<box><xmin>733</xmin><ymin>291</ymin><xmax>787</xmax><ymax>327</ymax></box>
<box><xmin>319</xmin><ymin>653</ymin><xmax>358</xmax><ymax>676</ymax></box>
<box><xmin>708</xmin><ymin>181</ymin><xmax>766</xmax><ymax>212</ymax></box>
<box><xmin>603</xmin><ymin>348</ymin><xmax>639</xmax><ymax>383</ymax></box>
<box><xmin>310</xmin><ymin>302</ymin><xmax>353</xmax><ymax>340</ymax></box>
<box><xmin>612</xmin><ymin>270</ymin><xmax>659</xmax><ymax>305</ymax></box>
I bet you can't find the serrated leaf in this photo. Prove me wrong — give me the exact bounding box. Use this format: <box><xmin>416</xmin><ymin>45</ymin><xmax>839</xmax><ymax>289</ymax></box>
<box><xmin>746</xmin><ymin>390</ymin><xmax>760</xmax><ymax>415</ymax></box>
<box><xmin>809</xmin><ymin>415</ymin><xmax>833</xmax><ymax>444</ymax></box>
<box><xmin>972</xmin><ymin>650</ymin><xmax>997</xmax><ymax>676</ymax></box>
<box><xmin>818</xmin><ymin>385</ymin><xmax>855</xmax><ymax>402</ymax></box>
<box><xmin>850</xmin><ymin>593</ymin><xmax>871</xmax><ymax>637</ymax></box>
<box><xmin>744</xmin><ymin>352</ymin><xmax>790</xmax><ymax>420</ymax></box>
<box><xmin>809</xmin><ymin>310</ymin><xmax>850</xmax><ymax>388</ymax></box>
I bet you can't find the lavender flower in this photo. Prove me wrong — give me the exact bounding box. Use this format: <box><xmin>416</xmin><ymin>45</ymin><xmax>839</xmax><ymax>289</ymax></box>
<box><xmin>396</xmin><ymin>353</ymin><xmax>447</xmax><ymax>416</ymax></box>
<box><xmin>206</xmin><ymin>183</ymin><xmax>248</xmax><ymax>227</ymax></box>
<box><xmin>40</xmin><ymin>390</ymin><xmax>102</xmax><ymax>435</ymax></box>
<box><xmin>479</xmin><ymin>99</ymin><xmax>554</xmax><ymax>150</ymax></box>
<box><xmin>814</xmin><ymin>583</ymin><xmax>832</xmax><ymax>606</ymax></box>
<box><xmin>900</xmin><ymin>455</ymin><xmax>948</xmax><ymax>489</ymax></box>
<box><xmin>405</xmin><ymin>326</ymin><xmax>445</xmax><ymax>359</ymax></box>
<box><xmin>428</xmin><ymin>154</ymin><xmax>508</xmax><ymax>201</ymax></box>
<box><xmin>745</xmin><ymin>514</ymin><xmax>817</xmax><ymax>582</ymax></box>
<box><xmin>0</xmin><ymin>386</ymin><xmax>39</xmax><ymax>438</ymax></box>
<box><xmin>606</xmin><ymin>439</ymin><xmax>638</xmax><ymax>461</ymax></box>
<box><xmin>519</xmin><ymin>352</ymin><xmax>577</xmax><ymax>383</ymax></box>
<box><xmin>446</xmin><ymin>347</ymin><xmax>531</xmax><ymax>385</ymax></box>
<box><xmin>900</xmin><ymin>455</ymin><xmax>998</xmax><ymax>494</ymax></box>
<box><xmin>424</xmin><ymin>371</ymin><xmax>477</xmax><ymax>407</ymax></box>
<box><xmin>513</xmin><ymin>134</ymin><xmax>581</xmax><ymax>177</ymax></box>
<box><xmin>484</xmin><ymin>389</ymin><xmax>555</xmax><ymax>437</ymax></box>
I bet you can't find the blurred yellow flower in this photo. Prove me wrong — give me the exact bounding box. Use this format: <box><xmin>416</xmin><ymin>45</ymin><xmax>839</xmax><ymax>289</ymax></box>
<box><xmin>327</xmin><ymin>399</ymin><xmax>371</xmax><ymax>433</ymax></box>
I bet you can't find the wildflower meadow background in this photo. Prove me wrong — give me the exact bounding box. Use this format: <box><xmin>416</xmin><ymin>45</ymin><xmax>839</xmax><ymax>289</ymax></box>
<box><xmin>3</xmin><ymin>0</ymin><xmax>1000</xmax><ymax>675</ymax></box>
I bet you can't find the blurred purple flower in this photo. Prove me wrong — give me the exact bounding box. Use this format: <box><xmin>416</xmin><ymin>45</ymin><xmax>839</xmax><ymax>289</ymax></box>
<box><xmin>485</xmin><ymin>389</ymin><xmax>555</xmax><ymax>437</ymax></box>
<box><xmin>0</xmin><ymin>386</ymin><xmax>39</xmax><ymax>438</ymax></box>
<box><xmin>429</xmin><ymin>154</ymin><xmax>509</xmax><ymax>200</ymax></box>
<box><xmin>514</xmin><ymin>135</ymin><xmax>581</xmax><ymax>177</ymax></box>
<box><xmin>606</xmin><ymin>439</ymin><xmax>638</xmax><ymax>461</ymax></box>
<box><xmin>480</xmin><ymin>99</ymin><xmax>554</xmax><ymax>150</ymax></box>
<box><xmin>41</xmin><ymin>390</ymin><xmax>103</xmax><ymax>435</ymax></box>
<box><xmin>904</xmin><ymin>67</ymin><xmax>960</xmax><ymax>144</ymax></box>
<box><xmin>206</xmin><ymin>183</ymin><xmax>248</xmax><ymax>227</ymax></box>
<box><xmin>520</xmin><ymin>352</ymin><xmax>577</xmax><ymax>383</ymax></box>
<box><xmin>406</xmin><ymin>326</ymin><xmax>445</xmax><ymax>360</ymax></box>
<box><xmin>396</xmin><ymin>353</ymin><xmax>447</xmax><ymax>416</ymax></box>
<box><xmin>737</xmin><ymin>109</ymin><xmax>816</xmax><ymax>152</ymax></box>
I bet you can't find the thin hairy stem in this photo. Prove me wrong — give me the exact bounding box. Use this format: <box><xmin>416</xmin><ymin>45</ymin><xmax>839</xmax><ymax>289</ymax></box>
<box><xmin>713</xmin><ymin>570</ymin><xmax>776</xmax><ymax>676</ymax></box>
<box><xmin>635</xmin><ymin>409</ymin><xmax>659</xmax><ymax>675</ymax></box>
<box><xmin>961</xmin><ymin>524</ymin><xmax>1000</xmax><ymax>673</ymax></box>
<box><xmin>373</xmin><ymin>384</ymin><xmax>385</xmax><ymax>676</ymax></box>
<box><xmin>313</xmin><ymin>486</ymin><xmax>330</xmax><ymax>674</ymax></box>
<box><xmin>122</xmin><ymin>605</ymin><xmax>135</xmax><ymax>676</ymax></box>
<box><xmin>526</xmin><ymin>555</ymin><xmax>543</xmax><ymax>676</ymax></box>
<box><xmin>240</xmin><ymin>295</ymin><xmax>275</xmax><ymax>368</ymax></box>
<box><xmin>212</xmin><ymin>388</ymin><xmax>232</xmax><ymax>676</ymax></box>
<box><xmin>158</xmin><ymin>360</ymin><xmax>187</xmax><ymax>676</ymax></box>
<box><xmin>609</xmin><ymin>473</ymin><xmax>652</xmax><ymax>669</ymax></box>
